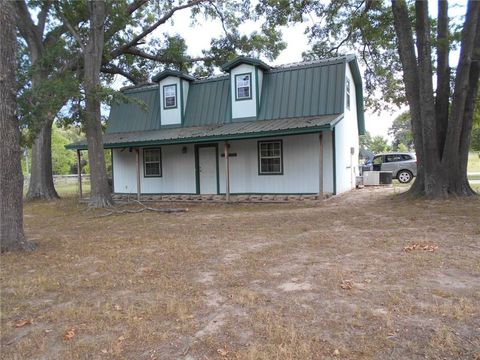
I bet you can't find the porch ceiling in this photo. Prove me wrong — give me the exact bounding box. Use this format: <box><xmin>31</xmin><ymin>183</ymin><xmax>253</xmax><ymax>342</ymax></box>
<box><xmin>66</xmin><ymin>114</ymin><xmax>342</xmax><ymax>150</ymax></box>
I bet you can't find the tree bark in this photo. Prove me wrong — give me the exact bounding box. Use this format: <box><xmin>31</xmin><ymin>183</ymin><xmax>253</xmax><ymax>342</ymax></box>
<box><xmin>84</xmin><ymin>0</ymin><xmax>114</xmax><ymax>208</ymax></box>
<box><xmin>392</xmin><ymin>0</ymin><xmax>480</xmax><ymax>198</ymax></box>
<box><xmin>26</xmin><ymin>114</ymin><xmax>59</xmax><ymax>200</ymax></box>
<box><xmin>435</xmin><ymin>0</ymin><xmax>450</xmax><ymax>155</ymax></box>
<box><xmin>0</xmin><ymin>0</ymin><xmax>35</xmax><ymax>252</ymax></box>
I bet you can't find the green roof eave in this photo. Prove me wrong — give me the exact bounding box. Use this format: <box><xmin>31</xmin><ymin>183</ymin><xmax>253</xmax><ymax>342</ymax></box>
<box><xmin>65</xmin><ymin>125</ymin><xmax>332</xmax><ymax>151</ymax></box>
<box><xmin>221</xmin><ymin>56</ymin><xmax>271</xmax><ymax>72</ymax></box>
<box><xmin>152</xmin><ymin>69</ymin><xmax>195</xmax><ymax>83</ymax></box>
<box><xmin>347</xmin><ymin>56</ymin><xmax>366</xmax><ymax>135</ymax></box>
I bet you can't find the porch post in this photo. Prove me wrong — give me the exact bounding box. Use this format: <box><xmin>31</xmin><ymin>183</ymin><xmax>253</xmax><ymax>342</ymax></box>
<box><xmin>318</xmin><ymin>132</ymin><xmax>324</xmax><ymax>199</ymax></box>
<box><xmin>77</xmin><ymin>149</ymin><xmax>83</xmax><ymax>199</ymax></box>
<box><xmin>135</xmin><ymin>148</ymin><xmax>141</xmax><ymax>201</ymax></box>
<box><xmin>224</xmin><ymin>141</ymin><xmax>230</xmax><ymax>202</ymax></box>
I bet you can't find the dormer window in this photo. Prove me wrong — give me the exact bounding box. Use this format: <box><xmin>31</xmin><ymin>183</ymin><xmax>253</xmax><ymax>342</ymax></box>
<box><xmin>163</xmin><ymin>84</ymin><xmax>177</xmax><ymax>109</ymax></box>
<box><xmin>235</xmin><ymin>73</ymin><xmax>252</xmax><ymax>100</ymax></box>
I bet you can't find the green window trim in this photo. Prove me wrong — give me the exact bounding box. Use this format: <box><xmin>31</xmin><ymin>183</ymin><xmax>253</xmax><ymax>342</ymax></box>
<box><xmin>163</xmin><ymin>84</ymin><xmax>178</xmax><ymax>109</ymax></box>
<box><xmin>143</xmin><ymin>148</ymin><xmax>162</xmax><ymax>177</ymax></box>
<box><xmin>235</xmin><ymin>73</ymin><xmax>252</xmax><ymax>101</ymax></box>
<box><xmin>257</xmin><ymin>140</ymin><xmax>284</xmax><ymax>175</ymax></box>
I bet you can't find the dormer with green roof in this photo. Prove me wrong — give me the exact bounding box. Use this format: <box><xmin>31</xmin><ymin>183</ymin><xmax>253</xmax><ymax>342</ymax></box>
<box><xmin>152</xmin><ymin>69</ymin><xmax>195</xmax><ymax>126</ymax></box>
<box><xmin>221</xmin><ymin>56</ymin><xmax>271</xmax><ymax>121</ymax></box>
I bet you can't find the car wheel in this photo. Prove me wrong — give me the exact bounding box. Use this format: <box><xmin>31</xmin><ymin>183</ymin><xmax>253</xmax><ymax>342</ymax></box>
<box><xmin>397</xmin><ymin>170</ymin><xmax>413</xmax><ymax>183</ymax></box>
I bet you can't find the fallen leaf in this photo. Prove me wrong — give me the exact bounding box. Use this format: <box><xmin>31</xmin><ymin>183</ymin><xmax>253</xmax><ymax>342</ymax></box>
<box><xmin>101</xmin><ymin>349</ymin><xmax>108</xmax><ymax>354</ymax></box>
<box><xmin>333</xmin><ymin>349</ymin><xmax>340</xmax><ymax>356</ymax></box>
<box><xmin>14</xmin><ymin>319</ymin><xmax>32</xmax><ymax>327</ymax></box>
<box><xmin>217</xmin><ymin>347</ymin><xmax>228</xmax><ymax>356</ymax></box>
<box><xmin>340</xmin><ymin>280</ymin><xmax>353</xmax><ymax>290</ymax></box>
<box><xmin>114</xmin><ymin>304</ymin><xmax>122</xmax><ymax>311</ymax></box>
<box><xmin>63</xmin><ymin>328</ymin><xmax>75</xmax><ymax>341</ymax></box>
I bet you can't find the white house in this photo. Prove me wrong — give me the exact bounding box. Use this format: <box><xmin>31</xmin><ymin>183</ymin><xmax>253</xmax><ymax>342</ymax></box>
<box><xmin>68</xmin><ymin>55</ymin><xmax>365</xmax><ymax>197</ymax></box>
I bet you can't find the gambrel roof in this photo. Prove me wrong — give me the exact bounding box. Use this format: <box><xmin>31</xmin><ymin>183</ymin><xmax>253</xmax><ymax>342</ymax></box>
<box><xmin>67</xmin><ymin>55</ymin><xmax>364</xmax><ymax>150</ymax></box>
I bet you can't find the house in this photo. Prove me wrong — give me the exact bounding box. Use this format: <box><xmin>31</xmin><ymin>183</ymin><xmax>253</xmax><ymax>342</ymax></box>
<box><xmin>67</xmin><ymin>55</ymin><xmax>365</xmax><ymax>197</ymax></box>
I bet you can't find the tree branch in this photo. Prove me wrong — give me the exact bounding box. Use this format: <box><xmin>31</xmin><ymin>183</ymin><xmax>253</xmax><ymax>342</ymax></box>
<box><xmin>54</xmin><ymin>3</ymin><xmax>85</xmax><ymax>51</ymax></box>
<box><xmin>37</xmin><ymin>1</ymin><xmax>52</xmax><ymax>36</ymax></box>
<box><xmin>122</xmin><ymin>47</ymin><xmax>212</xmax><ymax>64</ymax></box>
<box><xmin>101</xmin><ymin>65</ymin><xmax>141</xmax><ymax>85</ymax></box>
<box><xmin>14</xmin><ymin>0</ymin><xmax>43</xmax><ymax>59</ymax></box>
<box><xmin>110</xmin><ymin>0</ymin><xmax>207</xmax><ymax>59</ymax></box>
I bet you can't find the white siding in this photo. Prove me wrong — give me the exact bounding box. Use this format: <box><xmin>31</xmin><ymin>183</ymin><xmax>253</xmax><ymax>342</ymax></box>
<box><xmin>334</xmin><ymin>63</ymin><xmax>359</xmax><ymax>194</ymax></box>
<box><xmin>112</xmin><ymin>144</ymin><xmax>196</xmax><ymax>194</ymax></box>
<box><xmin>112</xmin><ymin>133</ymin><xmax>334</xmax><ymax>194</ymax></box>
<box><xmin>159</xmin><ymin>76</ymin><xmax>182</xmax><ymax>125</ymax></box>
<box><xmin>230</xmin><ymin>64</ymin><xmax>257</xmax><ymax>120</ymax></box>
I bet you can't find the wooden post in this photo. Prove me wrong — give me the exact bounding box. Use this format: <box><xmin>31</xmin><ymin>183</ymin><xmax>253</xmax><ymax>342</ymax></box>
<box><xmin>135</xmin><ymin>148</ymin><xmax>141</xmax><ymax>201</ymax></box>
<box><xmin>224</xmin><ymin>141</ymin><xmax>230</xmax><ymax>202</ymax></box>
<box><xmin>77</xmin><ymin>149</ymin><xmax>83</xmax><ymax>199</ymax></box>
<box><xmin>318</xmin><ymin>132</ymin><xmax>324</xmax><ymax>200</ymax></box>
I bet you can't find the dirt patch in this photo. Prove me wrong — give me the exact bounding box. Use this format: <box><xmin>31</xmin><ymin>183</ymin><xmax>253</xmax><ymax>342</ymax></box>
<box><xmin>1</xmin><ymin>187</ymin><xmax>479</xmax><ymax>359</ymax></box>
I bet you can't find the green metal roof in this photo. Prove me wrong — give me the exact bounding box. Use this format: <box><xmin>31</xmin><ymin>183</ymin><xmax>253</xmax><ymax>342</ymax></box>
<box><xmin>106</xmin><ymin>85</ymin><xmax>160</xmax><ymax>134</ymax></box>
<box><xmin>221</xmin><ymin>56</ymin><xmax>271</xmax><ymax>72</ymax></box>
<box><xmin>184</xmin><ymin>76</ymin><xmax>231</xmax><ymax>126</ymax></box>
<box><xmin>258</xmin><ymin>60</ymin><xmax>345</xmax><ymax>120</ymax></box>
<box><xmin>72</xmin><ymin>55</ymin><xmax>365</xmax><ymax>147</ymax></box>
<box><xmin>152</xmin><ymin>69</ymin><xmax>195</xmax><ymax>83</ymax></box>
<box><xmin>66</xmin><ymin>114</ymin><xmax>341</xmax><ymax>150</ymax></box>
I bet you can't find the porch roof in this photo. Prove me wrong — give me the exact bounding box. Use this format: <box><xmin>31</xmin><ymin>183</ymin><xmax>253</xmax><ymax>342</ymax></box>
<box><xmin>66</xmin><ymin>114</ymin><xmax>342</xmax><ymax>150</ymax></box>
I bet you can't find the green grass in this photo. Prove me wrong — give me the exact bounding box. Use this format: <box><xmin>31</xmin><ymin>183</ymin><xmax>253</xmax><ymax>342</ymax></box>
<box><xmin>468</xmin><ymin>152</ymin><xmax>480</xmax><ymax>173</ymax></box>
<box><xmin>55</xmin><ymin>182</ymin><xmax>90</xmax><ymax>197</ymax></box>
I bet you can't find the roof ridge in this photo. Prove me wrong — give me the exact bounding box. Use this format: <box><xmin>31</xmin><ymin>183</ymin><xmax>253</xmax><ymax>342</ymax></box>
<box><xmin>272</xmin><ymin>55</ymin><xmax>355</xmax><ymax>70</ymax></box>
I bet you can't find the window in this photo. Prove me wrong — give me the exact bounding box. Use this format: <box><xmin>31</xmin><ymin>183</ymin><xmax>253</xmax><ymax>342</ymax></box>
<box><xmin>235</xmin><ymin>73</ymin><xmax>252</xmax><ymax>100</ymax></box>
<box><xmin>401</xmin><ymin>154</ymin><xmax>412</xmax><ymax>160</ymax></box>
<box><xmin>372</xmin><ymin>156</ymin><xmax>382</xmax><ymax>165</ymax></box>
<box><xmin>143</xmin><ymin>148</ymin><xmax>162</xmax><ymax>177</ymax></box>
<box><xmin>163</xmin><ymin>84</ymin><xmax>177</xmax><ymax>109</ymax></box>
<box><xmin>258</xmin><ymin>140</ymin><xmax>283</xmax><ymax>175</ymax></box>
<box><xmin>385</xmin><ymin>154</ymin><xmax>403</xmax><ymax>163</ymax></box>
<box><xmin>346</xmin><ymin>78</ymin><xmax>351</xmax><ymax>110</ymax></box>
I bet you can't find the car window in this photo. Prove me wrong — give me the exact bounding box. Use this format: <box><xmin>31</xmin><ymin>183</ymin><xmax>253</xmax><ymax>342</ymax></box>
<box><xmin>373</xmin><ymin>156</ymin><xmax>382</xmax><ymax>165</ymax></box>
<box><xmin>401</xmin><ymin>154</ymin><xmax>412</xmax><ymax>160</ymax></box>
<box><xmin>385</xmin><ymin>154</ymin><xmax>403</xmax><ymax>162</ymax></box>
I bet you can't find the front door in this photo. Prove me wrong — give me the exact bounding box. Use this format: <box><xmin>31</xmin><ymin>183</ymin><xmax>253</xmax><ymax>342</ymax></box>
<box><xmin>196</xmin><ymin>145</ymin><xmax>218</xmax><ymax>194</ymax></box>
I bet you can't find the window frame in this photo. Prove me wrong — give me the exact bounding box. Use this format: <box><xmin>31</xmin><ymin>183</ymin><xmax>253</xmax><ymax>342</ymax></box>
<box><xmin>163</xmin><ymin>84</ymin><xmax>177</xmax><ymax>109</ymax></box>
<box><xmin>235</xmin><ymin>72</ymin><xmax>252</xmax><ymax>101</ymax></box>
<box><xmin>257</xmin><ymin>140</ymin><xmax>284</xmax><ymax>175</ymax></box>
<box><xmin>346</xmin><ymin>78</ymin><xmax>351</xmax><ymax>110</ymax></box>
<box><xmin>143</xmin><ymin>148</ymin><xmax>162</xmax><ymax>178</ymax></box>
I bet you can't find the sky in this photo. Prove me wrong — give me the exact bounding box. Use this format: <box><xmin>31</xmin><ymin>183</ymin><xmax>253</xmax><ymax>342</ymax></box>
<box><xmin>130</xmin><ymin>1</ymin><xmax>467</xmax><ymax>140</ymax></box>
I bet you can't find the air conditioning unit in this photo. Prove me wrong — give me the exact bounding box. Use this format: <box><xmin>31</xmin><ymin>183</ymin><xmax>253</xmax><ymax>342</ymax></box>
<box><xmin>363</xmin><ymin>171</ymin><xmax>393</xmax><ymax>186</ymax></box>
<box><xmin>363</xmin><ymin>171</ymin><xmax>379</xmax><ymax>185</ymax></box>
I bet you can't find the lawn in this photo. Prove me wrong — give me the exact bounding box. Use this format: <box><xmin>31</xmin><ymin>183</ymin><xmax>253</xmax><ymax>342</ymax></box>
<box><xmin>1</xmin><ymin>187</ymin><xmax>479</xmax><ymax>359</ymax></box>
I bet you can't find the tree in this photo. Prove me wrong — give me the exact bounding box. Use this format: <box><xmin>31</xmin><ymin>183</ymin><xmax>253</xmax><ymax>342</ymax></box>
<box><xmin>258</xmin><ymin>0</ymin><xmax>480</xmax><ymax>197</ymax></box>
<box><xmin>51</xmin><ymin>126</ymin><xmax>77</xmax><ymax>175</ymax></box>
<box><xmin>15</xmin><ymin>1</ymin><xmax>80</xmax><ymax>201</ymax></box>
<box><xmin>0</xmin><ymin>0</ymin><xmax>35</xmax><ymax>252</ymax></box>
<box><xmin>389</xmin><ymin>111</ymin><xmax>413</xmax><ymax>150</ymax></box>
<box><xmin>370</xmin><ymin>135</ymin><xmax>391</xmax><ymax>154</ymax></box>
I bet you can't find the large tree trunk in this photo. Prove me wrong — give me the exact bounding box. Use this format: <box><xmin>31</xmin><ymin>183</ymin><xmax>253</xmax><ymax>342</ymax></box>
<box><xmin>84</xmin><ymin>0</ymin><xmax>113</xmax><ymax>208</ymax></box>
<box><xmin>392</xmin><ymin>0</ymin><xmax>480</xmax><ymax>198</ymax></box>
<box><xmin>26</xmin><ymin>117</ymin><xmax>59</xmax><ymax>200</ymax></box>
<box><xmin>0</xmin><ymin>0</ymin><xmax>35</xmax><ymax>252</ymax></box>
